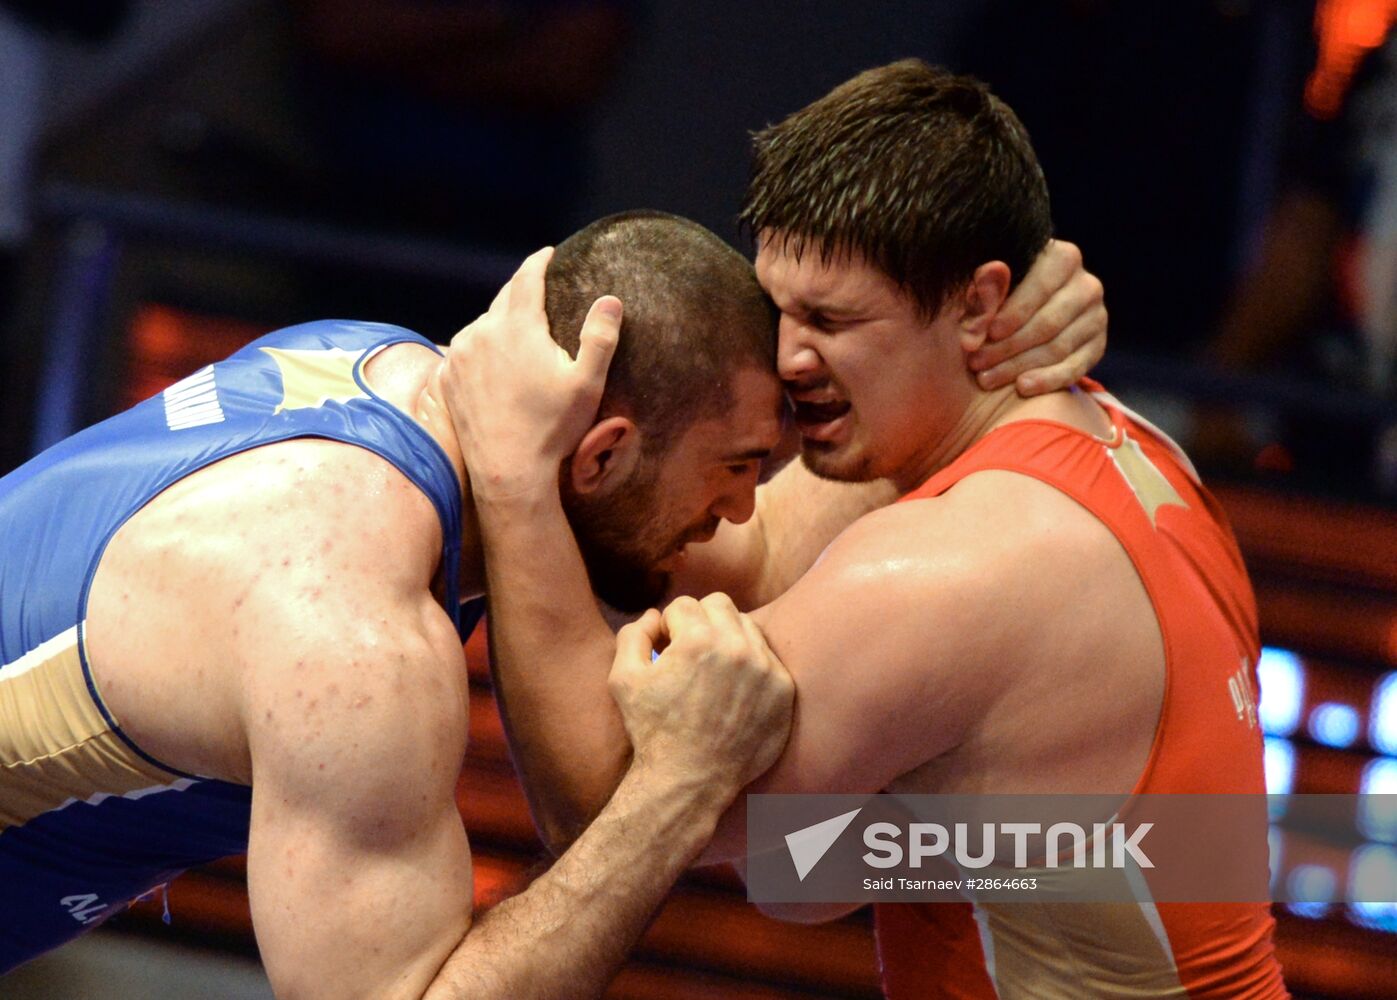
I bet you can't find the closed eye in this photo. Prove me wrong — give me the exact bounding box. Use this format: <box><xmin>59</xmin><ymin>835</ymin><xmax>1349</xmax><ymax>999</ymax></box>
<box><xmin>808</xmin><ymin>311</ymin><xmax>861</xmax><ymax>333</ymax></box>
<box><xmin>721</xmin><ymin>446</ymin><xmax>772</xmax><ymax>475</ymax></box>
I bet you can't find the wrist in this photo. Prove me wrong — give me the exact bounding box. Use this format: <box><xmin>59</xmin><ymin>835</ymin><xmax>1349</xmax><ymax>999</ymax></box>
<box><xmin>466</xmin><ymin>466</ymin><xmax>563</xmax><ymax>509</ymax></box>
<box><xmin>623</xmin><ymin>758</ymin><xmax>735</xmax><ymax>832</ymax></box>
<box><xmin>618</xmin><ymin>758</ymin><xmax>733</xmax><ymax>847</ymax></box>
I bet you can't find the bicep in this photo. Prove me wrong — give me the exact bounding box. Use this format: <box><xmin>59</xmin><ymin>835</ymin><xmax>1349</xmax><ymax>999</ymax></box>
<box><xmin>699</xmin><ymin>511</ymin><xmax>989</xmax><ymax>863</ymax></box>
<box><xmin>241</xmin><ymin>605</ymin><xmax>474</xmax><ymax>1000</ymax></box>
<box><xmin>248</xmin><ymin>776</ymin><xmax>472</xmax><ymax>1000</ymax></box>
<box><xmin>753</xmin><ymin>561</ymin><xmax>972</xmax><ymax>794</ymax></box>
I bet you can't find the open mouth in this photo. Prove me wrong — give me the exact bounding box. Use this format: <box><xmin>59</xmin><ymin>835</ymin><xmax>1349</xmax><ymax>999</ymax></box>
<box><xmin>791</xmin><ymin>399</ymin><xmax>852</xmax><ymax>441</ymax></box>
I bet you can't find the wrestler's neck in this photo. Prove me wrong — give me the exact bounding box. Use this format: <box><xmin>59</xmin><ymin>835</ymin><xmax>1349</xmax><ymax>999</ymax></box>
<box><xmin>362</xmin><ymin>343</ymin><xmax>487</xmax><ymax>595</ymax></box>
<box><xmin>412</xmin><ymin>369</ymin><xmax>487</xmax><ymax>597</ymax></box>
<box><xmin>889</xmin><ymin>379</ymin><xmax>1110</xmax><ymax>493</ymax></box>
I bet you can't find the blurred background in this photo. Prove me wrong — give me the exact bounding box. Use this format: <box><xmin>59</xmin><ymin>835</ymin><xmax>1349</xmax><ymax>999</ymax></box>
<box><xmin>1</xmin><ymin>1</ymin><xmax>1395</xmax><ymax>998</ymax></box>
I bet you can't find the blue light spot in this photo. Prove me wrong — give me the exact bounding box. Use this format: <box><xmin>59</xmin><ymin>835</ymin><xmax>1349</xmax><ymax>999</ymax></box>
<box><xmin>1308</xmin><ymin>702</ymin><xmax>1360</xmax><ymax>749</ymax></box>
<box><xmin>1362</xmin><ymin>757</ymin><xmax>1397</xmax><ymax>796</ymax></box>
<box><xmin>1258</xmin><ymin>647</ymin><xmax>1304</xmax><ymax>737</ymax></box>
<box><xmin>1288</xmin><ymin>863</ymin><xmax>1339</xmax><ymax>904</ymax></box>
<box><xmin>1264</xmin><ymin>738</ymin><xmax>1295</xmax><ymax>796</ymax></box>
<box><xmin>1347</xmin><ymin>846</ymin><xmax>1397</xmax><ymax>934</ymax></box>
<box><xmin>1358</xmin><ymin>764</ymin><xmax>1397</xmax><ymax>844</ymax></box>
<box><xmin>1347</xmin><ymin>905</ymin><xmax>1397</xmax><ymax>934</ymax></box>
<box><xmin>1372</xmin><ymin>674</ymin><xmax>1397</xmax><ymax>756</ymax></box>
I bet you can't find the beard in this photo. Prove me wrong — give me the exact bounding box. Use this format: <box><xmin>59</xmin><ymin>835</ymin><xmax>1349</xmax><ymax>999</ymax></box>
<box><xmin>799</xmin><ymin>438</ymin><xmax>878</xmax><ymax>483</ymax></box>
<box><xmin>562</xmin><ymin>462</ymin><xmax>673</xmax><ymax>614</ymax></box>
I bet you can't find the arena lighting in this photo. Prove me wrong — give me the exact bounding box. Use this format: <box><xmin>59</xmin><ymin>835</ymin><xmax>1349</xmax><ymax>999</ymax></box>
<box><xmin>1264</xmin><ymin>737</ymin><xmax>1297</xmax><ymax>796</ymax></box>
<box><xmin>1275</xmin><ymin>759</ymin><xmax>1397</xmax><ymax>934</ymax></box>
<box><xmin>1372</xmin><ymin>673</ymin><xmax>1397</xmax><ymax>755</ymax></box>
<box><xmin>1285</xmin><ymin>859</ymin><xmax>1337</xmax><ymax>921</ymax></box>
<box><xmin>1306</xmin><ymin>0</ymin><xmax>1397</xmax><ymax>119</ymax></box>
<box><xmin>1347</xmin><ymin>846</ymin><xmax>1397</xmax><ymax>933</ymax></box>
<box><xmin>1358</xmin><ymin>771</ymin><xmax>1397</xmax><ymax>843</ymax></box>
<box><xmin>1361</xmin><ymin>756</ymin><xmax>1397</xmax><ymax>795</ymax></box>
<box><xmin>1258</xmin><ymin>647</ymin><xmax>1305</xmax><ymax>737</ymax></box>
<box><xmin>1309</xmin><ymin>702</ymin><xmax>1362</xmax><ymax>749</ymax></box>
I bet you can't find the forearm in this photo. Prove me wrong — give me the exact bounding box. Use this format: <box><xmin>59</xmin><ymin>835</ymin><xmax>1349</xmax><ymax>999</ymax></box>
<box><xmin>426</xmin><ymin>763</ymin><xmax>720</xmax><ymax>1000</ymax></box>
<box><xmin>477</xmin><ymin>487</ymin><xmax>628</xmax><ymax>849</ymax></box>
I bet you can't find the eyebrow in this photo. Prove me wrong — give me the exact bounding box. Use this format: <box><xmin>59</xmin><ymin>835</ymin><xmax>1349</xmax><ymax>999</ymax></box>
<box><xmin>793</xmin><ymin>297</ymin><xmax>863</xmax><ymax>319</ymax></box>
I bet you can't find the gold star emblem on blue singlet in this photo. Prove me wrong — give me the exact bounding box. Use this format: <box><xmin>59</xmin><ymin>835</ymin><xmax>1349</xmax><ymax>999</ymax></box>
<box><xmin>261</xmin><ymin>347</ymin><xmax>370</xmax><ymax>415</ymax></box>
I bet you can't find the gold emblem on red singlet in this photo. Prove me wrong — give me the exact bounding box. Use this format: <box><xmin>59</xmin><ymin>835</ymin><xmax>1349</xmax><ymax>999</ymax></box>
<box><xmin>1107</xmin><ymin>432</ymin><xmax>1188</xmax><ymax>528</ymax></box>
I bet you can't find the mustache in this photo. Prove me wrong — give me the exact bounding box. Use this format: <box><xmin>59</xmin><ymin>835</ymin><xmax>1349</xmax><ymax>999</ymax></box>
<box><xmin>676</xmin><ymin>520</ymin><xmax>721</xmax><ymax>549</ymax></box>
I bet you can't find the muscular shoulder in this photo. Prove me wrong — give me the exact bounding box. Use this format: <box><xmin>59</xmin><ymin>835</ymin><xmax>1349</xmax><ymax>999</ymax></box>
<box><xmin>241</xmin><ymin>598</ymin><xmax>469</xmax><ymax>835</ymax></box>
<box><xmin>743</xmin><ymin>493</ymin><xmax>1005</xmax><ymax>788</ymax></box>
<box><xmin>97</xmin><ymin>438</ymin><xmax>461</xmax><ymax>783</ymax></box>
<box><xmin>129</xmin><ymin>438</ymin><xmax>446</xmax><ymax>596</ymax></box>
<box><xmin>827</xmin><ymin>469</ymin><xmax>1115</xmax><ymax>577</ymax></box>
<box><xmin>927</xmin><ymin>468</ymin><xmax>1143</xmax><ymax>616</ymax></box>
<box><xmin>747</xmin><ymin>469</ymin><xmax>1131</xmax><ymax>785</ymax></box>
<box><xmin>228</xmin><ymin>444</ymin><xmax>464</xmax><ymax>694</ymax></box>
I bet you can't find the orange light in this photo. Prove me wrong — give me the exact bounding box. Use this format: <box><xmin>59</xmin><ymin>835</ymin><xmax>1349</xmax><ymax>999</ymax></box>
<box><xmin>1306</xmin><ymin>0</ymin><xmax>1397</xmax><ymax>119</ymax></box>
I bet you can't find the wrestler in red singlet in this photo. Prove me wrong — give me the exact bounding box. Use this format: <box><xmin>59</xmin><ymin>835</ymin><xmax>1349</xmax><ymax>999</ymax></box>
<box><xmin>876</xmin><ymin>380</ymin><xmax>1288</xmax><ymax>999</ymax></box>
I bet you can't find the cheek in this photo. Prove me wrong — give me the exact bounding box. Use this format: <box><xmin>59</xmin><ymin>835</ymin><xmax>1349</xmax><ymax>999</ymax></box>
<box><xmin>851</xmin><ymin>378</ymin><xmax>923</xmax><ymax>439</ymax></box>
<box><xmin>648</xmin><ymin>485</ymin><xmax>701</xmax><ymax>537</ymax></box>
<box><xmin>672</xmin><ymin>478</ymin><xmax>727</xmax><ymax>530</ymax></box>
<box><xmin>689</xmin><ymin>481</ymin><xmax>724</xmax><ymax>522</ymax></box>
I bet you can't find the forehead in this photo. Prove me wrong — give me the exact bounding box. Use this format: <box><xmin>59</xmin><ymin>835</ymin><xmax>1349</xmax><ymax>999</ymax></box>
<box><xmin>754</xmin><ymin>233</ymin><xmax>904</xmax><ymax>314</ymax></box>
<box><xmin>676</xmin><ymin>366</ymin><xmax>785</xmax><ymax>459</ymax></box>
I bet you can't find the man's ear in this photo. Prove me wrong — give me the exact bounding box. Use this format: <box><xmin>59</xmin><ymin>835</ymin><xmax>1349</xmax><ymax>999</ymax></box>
<box><xmin>569</xmin><ymin>416</ymin><xmax>642</xmax><ymax>495</ymax></box>
<box><xmin>958</xmin><ymin>261</ymin><xmax>1012</xmax><ymax>355</ymax></box>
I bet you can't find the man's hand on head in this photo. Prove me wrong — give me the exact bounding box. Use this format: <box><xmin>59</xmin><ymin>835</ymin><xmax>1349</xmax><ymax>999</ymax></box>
<box><xmin>437</xmin><ymin>247</ymin><xmax>623</xmax><ymax>501</ymax></box>
<box><xmin>967</xmin><ymin>239</ymin><xmax>1107</xmax><ymax>396</ymax></box>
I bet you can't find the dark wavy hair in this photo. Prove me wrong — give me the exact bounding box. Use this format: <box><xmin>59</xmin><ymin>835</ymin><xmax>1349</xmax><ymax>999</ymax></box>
<box><xmin>741</xmin><ymin>59</ymin><xmax>1052</xmax><ymax>318</ymax></box>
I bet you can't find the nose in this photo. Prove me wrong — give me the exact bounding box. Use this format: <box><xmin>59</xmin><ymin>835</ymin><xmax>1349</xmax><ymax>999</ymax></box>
<box><xmin>777</xmin><ymin>313</ymin><xmax>822</xmax><ymax>382</ymax></box>
<box><xmin>711</xmin><ymin>477</ymin><xmax>758</xmax><ymax>526</ymax></box>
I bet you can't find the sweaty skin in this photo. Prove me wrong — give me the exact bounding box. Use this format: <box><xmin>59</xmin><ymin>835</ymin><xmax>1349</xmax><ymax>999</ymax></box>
<box><xmin>77</xmin><ymin>326</ymin><xmax>794</xmax><ymax>1000</ymax></box>
<box><xmin>50</xmin><ymin>232</ymin><xmax>1095</xmax><ymax>996</ymax></box>
<box><xmin>437</xmin><ymin>240</ymin><xmax>1113</xmax><ymax>854</ymax></box>
<box><xmin>436</xmin><ymin>247</ymin><xmax>1168</xmax><ymax>968</ymax></box>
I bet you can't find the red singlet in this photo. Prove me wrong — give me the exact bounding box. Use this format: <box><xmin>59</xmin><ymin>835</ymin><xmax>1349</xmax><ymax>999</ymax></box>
<box><xmin>875</xmin><ymin>380</ymin><xmax>1288</xmax><ymax>999</ymax></box>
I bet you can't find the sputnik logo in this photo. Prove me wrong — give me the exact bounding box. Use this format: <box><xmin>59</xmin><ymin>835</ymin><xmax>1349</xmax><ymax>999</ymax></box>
<box><xmin>785</xmin><ymin>808</ymin><xmax>863</xmax><ymax>881</ymax></box>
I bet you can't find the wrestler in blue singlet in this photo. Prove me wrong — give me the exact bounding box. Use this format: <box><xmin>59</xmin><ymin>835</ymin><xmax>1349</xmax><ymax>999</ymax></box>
<box><xmin>0</xmin><ymin>320</ymin><xmax>482</xmax><ymax>971</ymax></box>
